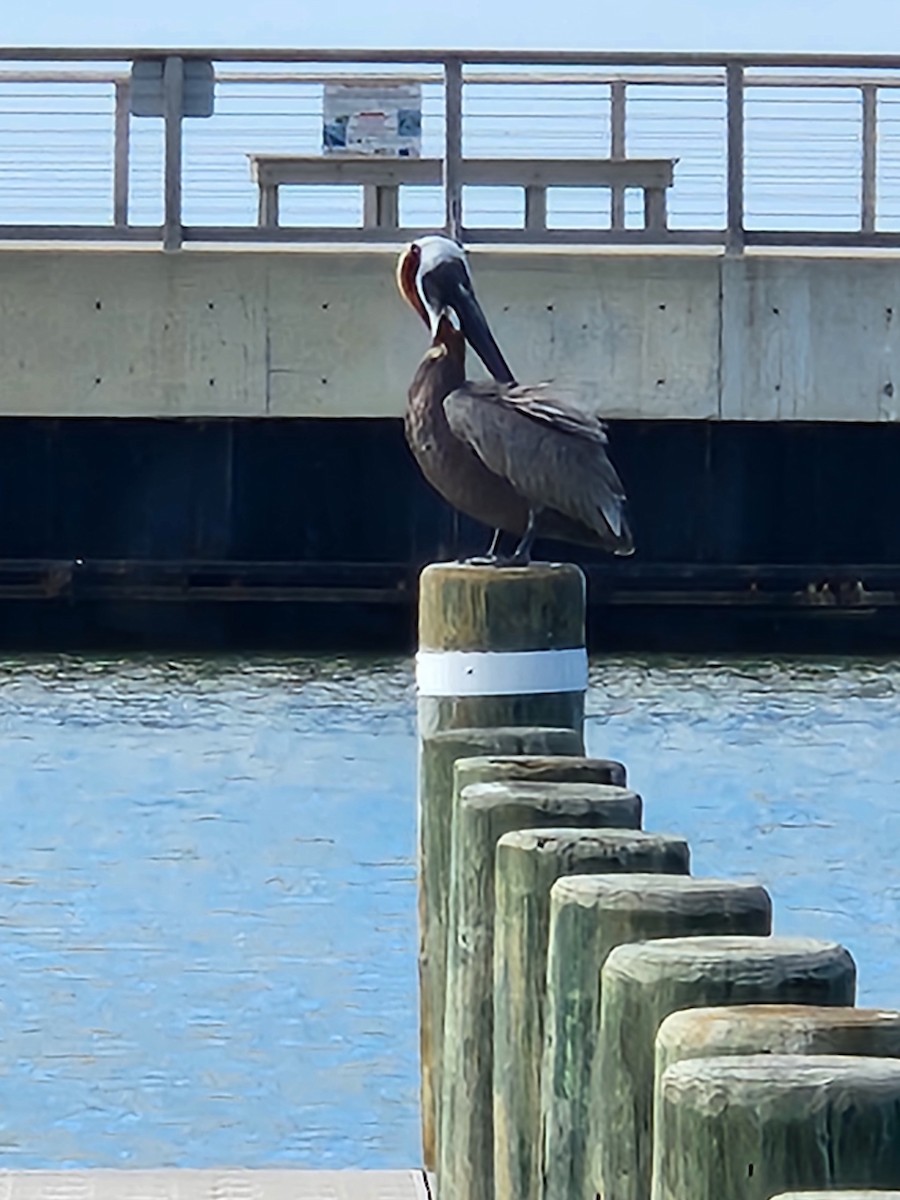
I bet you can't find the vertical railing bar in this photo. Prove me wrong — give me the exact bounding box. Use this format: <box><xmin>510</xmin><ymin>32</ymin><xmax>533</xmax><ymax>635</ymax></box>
<box><xmin>726</xmin><ymin>61</ymin><xmax>745</xmax><ymax>254</ymax></box>
<box><xmin>362</xmin><ymin>184</ymin><xmax>378</xmax><ymax>229</ymax></box>
<box><xmin>861</xmin><ymin>83</ymin><xmax>878</xmax><ymax>235</ymax></box>
<box><xmin>444</xmin><ymin>56</ymin><xmax>463</xmax><ymax>240</ymax></box>
<box><xmin>163</xmin><ymin>55</ymin><xmax>184</xmax><ymax>252</ymax></box>
<box><xmin>113</xmin><ymin>80</ymin><xmax>130</xmax><ymax>228</ymax></box>
<box><xmin>524</xmin><ymin>185</ymin><xmax>547</xmax><ymax>231</ymax></box>
<box><xmin>610</xmin><ymin>79</ymin><xmax>626</xmax><ymax>230</ymax></box>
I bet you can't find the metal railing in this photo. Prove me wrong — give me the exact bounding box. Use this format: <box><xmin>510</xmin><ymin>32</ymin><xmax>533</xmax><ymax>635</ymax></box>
<box><xmin>1</xmin><ymin>48</ymin><xmax>900</xmax><ymax>249</ymax></box>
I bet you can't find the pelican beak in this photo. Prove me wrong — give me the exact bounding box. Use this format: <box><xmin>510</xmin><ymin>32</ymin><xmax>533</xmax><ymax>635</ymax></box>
<box><xmin>450</xmin><ymin>283</ymin><xmax>515</xmax><ymax>386</ymax></box>
<box><xmin>416</xmin><ymin>235</ymin><xmax>516</xmax><ymax>384</ymax></box>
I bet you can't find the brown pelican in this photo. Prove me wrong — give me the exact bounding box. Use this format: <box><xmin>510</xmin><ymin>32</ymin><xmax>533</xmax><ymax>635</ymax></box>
<box><xmin>397</xmin><ymin>234</ymin><xmax>634</xmax><ymax>563</ymax></box>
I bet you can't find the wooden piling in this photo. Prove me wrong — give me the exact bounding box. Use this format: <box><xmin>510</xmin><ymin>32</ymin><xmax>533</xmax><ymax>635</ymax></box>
<box><xmin>416</xmin><ymin>560</ymin><xmax>589</xmax><ymax>1169</ymax></box>
<box><xmin>440</xmin><ymin>781</ymin><xmax>643</xmax><ymax>1200</ymax></box>
<box><xmin>541</xmin><ymin>875</ymin><xmax>772</xmax><ymax>1200</ymax></box>
<box><xmin>653</xmin><ymin>1055</ymin><xmax>900</xmax><ymax>1200</ymax></box>
<box><xmin>597</xmin><ymin>936</ymin><xmax>857</xmax><ymax>1200</ymax></box>
<box><xmin>493</xmin><ymin>827</ymin><xmax>691</xmax><ymax>1200</ymax></box>
<box><xmin>416</xmin><ymin>562</ymin><xmax>588</xmax><ymax>739</ymax></box>
<box><xmin>656</xmin><ymin>1003</ymin><xmax>900</xmax><ymax>1105</ymax></box>
<box><xmin>455</xmin><ymin>753</ymin><xmax>626</xmax><ymax>793</ymax></box>
<box><xmin>417</xmin><ymin>725</ymin><xmax>582</xmax><ymax>1171</ymax></box>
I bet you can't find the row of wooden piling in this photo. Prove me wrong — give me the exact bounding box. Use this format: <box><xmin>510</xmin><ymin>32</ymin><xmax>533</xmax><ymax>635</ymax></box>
<box><xmin>416</xmin><ymin>561</ymin><xmax>900</xmax><ymax>1200</ymax></box>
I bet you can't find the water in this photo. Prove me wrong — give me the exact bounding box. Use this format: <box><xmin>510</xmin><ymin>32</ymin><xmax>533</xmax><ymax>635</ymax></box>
<box><xmin>0</xmin><ymin>652</ymin><xmax>899</xmax><ymax>1169</ymax></box>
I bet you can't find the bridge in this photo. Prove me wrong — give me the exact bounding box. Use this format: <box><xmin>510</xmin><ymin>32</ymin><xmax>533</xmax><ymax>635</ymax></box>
<box><xmin>1</xmin><ymin>47</ymin><xmax>899</xmax><ymax>646</ymax></box>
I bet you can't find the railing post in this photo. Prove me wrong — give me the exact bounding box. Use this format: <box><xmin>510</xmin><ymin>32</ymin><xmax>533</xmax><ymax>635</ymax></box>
<box><xmin>163</xmin><ymin>55</ymin><xmax>184</xmax><ymax>252</ymax></box>
<box><xmin>444</xmin><ymin>57</ymin><xmax>463</xmax><ymax>240</ymax></box>
<box><xmin>610</xmin><ymin>79</ymin><xmax>626</xmax><ymax>230</ymax></box>
<box><xmin>524</xmin><ymin>186</ymin><xmax>547</xmax><ymax>232</ymax></box>
<box><xmin>259</xmin><ymin>184</ymin><xmax>279</xmax><ymax>228</ymax></box>
<box><xmin>113</xmin><ymin>80</ymin><xmax>130</xmax><ymax>228</ymax></box>
<box><xmin>861</xmin><ymin>83</ymin><xmax>878</xmax><ymax>235</ymax></box>
<box><xmin>726</xmin><ymin>62</ymin><xmax>745</xmax><ymax>254</ymax></box>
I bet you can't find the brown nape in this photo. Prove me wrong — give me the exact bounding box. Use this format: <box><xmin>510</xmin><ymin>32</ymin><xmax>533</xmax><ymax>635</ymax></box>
<box><xmin>396</xmin><ymin>244</ymin><xmax>429</xmax><ymax>327</ymax></box>
<box><xmin>433</xmin><ymin>315</ymin><xmax>466</xmax><ymax>361</ymax></box>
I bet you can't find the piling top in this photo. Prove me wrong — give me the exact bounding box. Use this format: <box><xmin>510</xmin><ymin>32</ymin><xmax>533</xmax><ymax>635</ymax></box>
<box><xmin>425</xmin><ymin>726</ymin><xmax>581</xmax><ymax>753</ymax></box>
<box><xmin>418</xmin><ymin>561</ymin><xmax>585</xmax><ymax>652</ymax></box>
<box><xmin>496</xmin><ymin>826</ymin><xmax>687</xmax><ymax>857</ymax></box>
<box><xmin>458</xmin><ymin>780</ymin><xmax>641</xmax><ymax>832</ymax></box>
<box><xmin>604</xmin><ymin>935</ymin><xmax>853</xmax><ymax>985</ymax></box>
<box><xmin>455</xmin><ymin>754</ymin><xmax>626</xmax><ymax>789</ymax></box>
<box><xmin>661</xmin><ymin>1054</ymin><xmax>900</xmax><ymax>1106</ymax></box>
<box><xmin>658</xmin><ymin>1004</ymin><xmax>900</xmax><ymax>1059</ymax></box>
<box><xmin>461</xmin><ymin>780</ymin><xmax>641</xmax><ymax>813</ymax></box>
<box><xmin>551</xmin><ymin>874</ymin><xmax>770</xmax><ymax>911</ymax></box>
<box><xmin>495</xmin><ymin>826</ymin><xmax>690</xmax><ymax>875</ymax></box>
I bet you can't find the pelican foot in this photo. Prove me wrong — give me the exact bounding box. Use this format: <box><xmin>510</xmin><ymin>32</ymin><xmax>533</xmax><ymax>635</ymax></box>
<box><xmin>465</xmin><ymin>552</ymin><xmax>532</xmax><ymax>568</ymax></box>
<box><xmin>461</xmin><ymin>554</ymin><xmax>504</xmax><ymax>566</ymax></box>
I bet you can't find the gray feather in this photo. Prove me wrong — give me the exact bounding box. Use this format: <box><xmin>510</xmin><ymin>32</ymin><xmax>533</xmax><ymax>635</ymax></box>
<box><xmin>443</xmin><ymin>382</ymin><xmax>631</xmax><ymax>548</ymax></box>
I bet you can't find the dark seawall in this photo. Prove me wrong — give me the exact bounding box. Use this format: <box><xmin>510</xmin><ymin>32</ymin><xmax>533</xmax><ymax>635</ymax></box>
<box><xmin>1</xmin><ymin>416</ymin><xmax>897</xmax><ymax>652</ymax></box>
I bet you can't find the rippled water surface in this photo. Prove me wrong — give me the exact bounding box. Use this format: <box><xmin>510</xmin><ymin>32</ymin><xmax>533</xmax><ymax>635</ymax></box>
<box><xmin>1</xmin><ymin>652</ymin><xmax>899</xmax><ymax>1168</ymax></box>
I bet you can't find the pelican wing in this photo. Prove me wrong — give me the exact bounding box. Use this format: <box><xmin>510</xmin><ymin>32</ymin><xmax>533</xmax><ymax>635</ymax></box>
<box><xmin>444</xmin><ymin>382</ymin><xmax>632</xmax><ymax>546</ymax></box>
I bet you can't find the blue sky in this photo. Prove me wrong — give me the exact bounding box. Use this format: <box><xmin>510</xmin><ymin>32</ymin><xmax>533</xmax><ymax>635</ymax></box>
<box><xmin>6</xmin><ymin>0</ymin><xmax>900</xmax><ymax>53</ymax></box>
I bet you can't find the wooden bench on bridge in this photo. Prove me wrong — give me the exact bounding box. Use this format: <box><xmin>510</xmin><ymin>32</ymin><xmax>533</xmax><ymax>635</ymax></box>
<box><xmin>247</xmin><ymin>155</ymin><xmax>676</xmax><ymax>233</ymax></box>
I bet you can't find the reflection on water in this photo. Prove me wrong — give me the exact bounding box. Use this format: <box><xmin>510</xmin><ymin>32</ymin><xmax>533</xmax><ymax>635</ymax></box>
<box><xmin>0</xmin><ymin>652</ymin><xmax>899</xmax><ymax>1168</ymax></box>
<box><xmin>0</xmin><ymin>655</ymin><xmax>418</xmax><ymax>1169</ymax></box>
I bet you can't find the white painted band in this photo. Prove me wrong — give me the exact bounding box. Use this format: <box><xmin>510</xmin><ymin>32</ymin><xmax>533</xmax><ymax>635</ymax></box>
<box><xmin>416</xmin><ymin>647</ymin><xmax>588</xmax><ymax>697</ymax></box>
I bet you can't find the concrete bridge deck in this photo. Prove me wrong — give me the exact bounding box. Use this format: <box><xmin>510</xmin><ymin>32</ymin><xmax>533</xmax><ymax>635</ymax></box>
<box><xmin>0</xmin><ymin>244</ymin><xmax>896</xmax><ymax>424</ymax></box>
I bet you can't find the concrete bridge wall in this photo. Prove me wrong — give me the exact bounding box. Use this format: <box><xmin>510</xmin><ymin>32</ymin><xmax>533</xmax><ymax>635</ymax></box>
<box><xmin>0</xmin><ymin>246</ymin><xmax>897</xmax><ymax>422</ymax></box>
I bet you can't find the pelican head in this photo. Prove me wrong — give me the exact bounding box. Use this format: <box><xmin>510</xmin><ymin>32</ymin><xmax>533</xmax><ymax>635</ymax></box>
<box><xmin>397</xmin><ymin>234</ymin><xmax>515</xmax><ymax>385</ymax></box>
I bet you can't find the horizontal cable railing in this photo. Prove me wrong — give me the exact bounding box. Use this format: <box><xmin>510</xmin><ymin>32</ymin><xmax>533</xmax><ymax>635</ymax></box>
<box><xmin>0</xmin><ymin>51</ymin><xmax>899</xmax><ymax>248</ymax></box>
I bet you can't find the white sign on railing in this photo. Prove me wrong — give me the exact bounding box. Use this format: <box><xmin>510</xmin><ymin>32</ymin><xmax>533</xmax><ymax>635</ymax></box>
<box><xmin>323</xmin><ymin>82</ymin><xmax>422</xmax><ymax>157</ymax></box>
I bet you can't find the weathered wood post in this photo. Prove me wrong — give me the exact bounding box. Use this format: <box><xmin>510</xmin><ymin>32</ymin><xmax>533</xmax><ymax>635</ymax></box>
<box><xmin>597</xmin><ymin>936</ymin><xmax>857</xmax><ymax>1200</ymax></box>
<box><xmin>441</xmin><ymin>779</ymin><xmax>643</xmax><ymax>1200</ymax></box>
<box><xmin>455</xmin><ymin>753</ymin><xmax>626</xmax><ymax>793</ymax></box>
<box><xmin>656</xmin><ymin>1004</ymin><xmax>900</xmax><ymax>1100</ymax></box>
<box><xmin>416</xmin><ymin>561</ymin><xmax>589</xmax><ymax>1169</ymax></box>
<box><xmin>417</xmin><ymin>562</ymin><xmax>587</xmax><ymax>738</ymax></box>
<box><xmin>493</xmin><ymin>827</ymin><xmax>691</xmax><ymax>1200</ymax></box>
<box><xmin>653</xmin><ymin>1055</ymin><xmax>900</xmax><ymax>1200</ymax></box>
<box><xmin>417</xmin><ymin>726</ymin><xmax>582</xmax><ymax>1170</ymax></box>
<box><xmin>541</xmin><ymin>875</ymin><xmax>772</xmax><ymax>1200</ymax></box>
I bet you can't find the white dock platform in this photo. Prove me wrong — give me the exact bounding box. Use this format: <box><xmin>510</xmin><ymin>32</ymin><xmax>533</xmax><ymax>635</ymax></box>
<box><xmin>0</xmin><ymin>1173</ymin><xmax>431</xmax><ymax>1200</ymax></box>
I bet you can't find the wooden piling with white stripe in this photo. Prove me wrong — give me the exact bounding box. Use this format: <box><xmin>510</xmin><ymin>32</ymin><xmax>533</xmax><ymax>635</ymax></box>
<box><xmin>415</xmin><ymin>559</ymin><xmax>589</xmax><ymax>1170</ymax></box>
<box><xmin>416</xmin><ymin>562</ymin><xmax>588</xmax><ymax>739</ymax></box>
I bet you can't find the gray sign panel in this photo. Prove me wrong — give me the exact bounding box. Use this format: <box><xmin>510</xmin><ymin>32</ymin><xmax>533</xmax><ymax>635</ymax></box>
<box><xmin>130</xmin><ymin>59</ymin><xmax>215</xmax><ymax>118</ymax></box>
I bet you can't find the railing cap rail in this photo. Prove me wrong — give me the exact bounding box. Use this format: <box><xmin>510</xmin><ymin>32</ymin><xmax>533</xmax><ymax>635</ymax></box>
<box><xmin>4</xmin><ymin>46</ymin><xmax>900</xmax><ymax>69</ymax></box>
